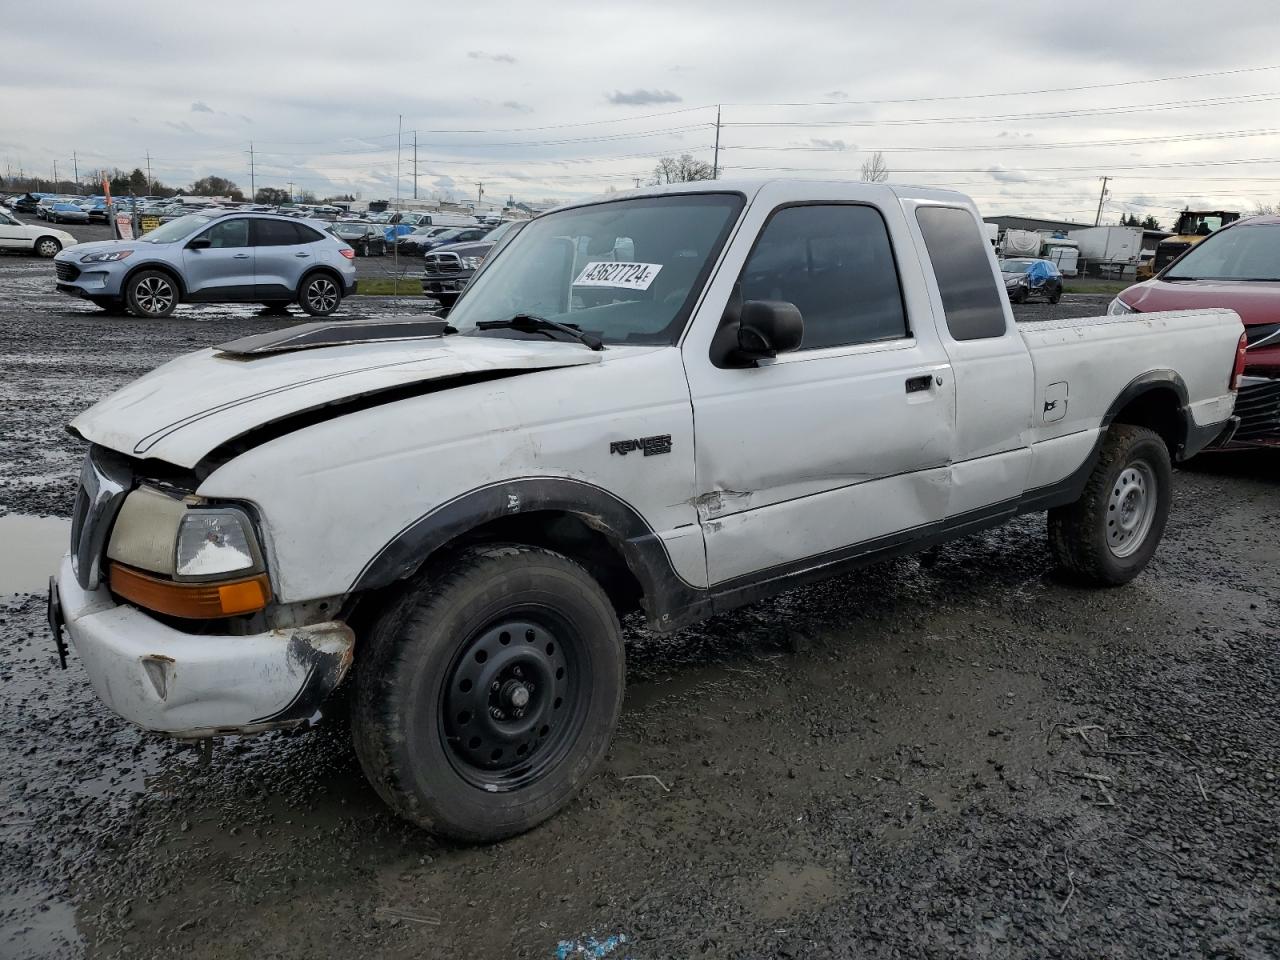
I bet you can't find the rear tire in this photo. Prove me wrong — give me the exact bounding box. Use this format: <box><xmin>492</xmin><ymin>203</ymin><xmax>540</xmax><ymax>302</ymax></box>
<box><xmin>298</xmin><ymin>273</ymin><xmax>341</xmax><ymax>316</ymax></box>
<box><xmin>351</xmin><ymin>543</ymin><xmax>625</xmax><ymax>842</ymax></box>
<box><xmin>124</xmin><ymin>269</ymin><xmax>178</xmax><ymax>318</ymax></box>
<box><xmin>1048</xmin><ymin>424</ymin><xmax>1171</xmax><ymax>585</ymax></box>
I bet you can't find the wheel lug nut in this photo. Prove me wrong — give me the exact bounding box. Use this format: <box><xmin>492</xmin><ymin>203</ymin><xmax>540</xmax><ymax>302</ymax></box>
<box><xmin>489</xmin><ymin>706</ymin><xmax>505</xmax><ymax>721</ymax></box>
<box><xmin>491</xmin><ymin>681</ymin><xmax>501</xmax><ymax>693</ymax></box>
<box><xmin>513</xmin><ymin>666</ymin><xmax>524</xmax><ymax>679</ymax></box>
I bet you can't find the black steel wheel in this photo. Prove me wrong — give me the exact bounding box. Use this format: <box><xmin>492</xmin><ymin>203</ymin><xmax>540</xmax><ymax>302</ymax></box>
<box><xmin>352</xmin><ymin>543</ymin><xmax>624</xmax><ymax>842</ymax></box>
<box><xmin>442</xmin><ymin>615</ymin><xmax>584</xmax><ymax>791</ymax></box>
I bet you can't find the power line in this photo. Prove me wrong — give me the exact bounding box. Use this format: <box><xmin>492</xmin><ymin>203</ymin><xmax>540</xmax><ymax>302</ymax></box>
<box><xmin>724</xmin><ymin>63</ymin><xmax>1280</xmax><ymax>108</ymax></box>
<box><xmin>724</xmin><ymin>127</ymin><xmax>1280</xmax><ymax>154</ymax></box>
<box><xmin>720</xmin><ymin>92</ymin><xmax>1280</xmax><ymax>128</ymax></box>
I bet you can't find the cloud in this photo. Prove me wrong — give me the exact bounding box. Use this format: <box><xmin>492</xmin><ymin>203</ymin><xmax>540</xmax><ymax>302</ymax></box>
<box><xmin>824</xmin><ymin>90</ymin><xmax>849</xmax><ymax>100</ymax></box>
<box><xmin>996</xmin><ymin>131</ymin><xmax>1034</xmax><ymax>139</ymax></box>
<box><xmin>191</xmin><ymin>100</ymin><xmax>213</xmax><ymax>113</ymax></box>
<box><xmin>163</xmin><ymin>120</ymin><xmax>196</xmax><ymax>134</ymax></box>
<box><xmin>467</xmin><ymin>50</ymin><xmax>516</xmax><ymax>63</ymax></box>
<box><xmin>808</xmin><ymin>138</ymin><xmax>851</xmax><ymax>151</ymax></box>
<box><xmin>606</xmin><ymin>89</ymin><xmax>682</xmax><ymax>106</ymax></box>
<box><xmin>501</xmin><ymin>100</ymin><xmax>532</xmax><ymax>112</ymax></box>
<box><xmin>987</xmin><ymin>165</ymin><xmax>1033</xmax><ymax>184</ymax></box>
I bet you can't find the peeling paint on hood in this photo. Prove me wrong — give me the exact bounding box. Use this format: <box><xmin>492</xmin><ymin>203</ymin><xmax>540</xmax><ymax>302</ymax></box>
<box><xmin>70</xmin><ymin>334</ymin><xmax>605</xmax><ymax>468</ymax></box>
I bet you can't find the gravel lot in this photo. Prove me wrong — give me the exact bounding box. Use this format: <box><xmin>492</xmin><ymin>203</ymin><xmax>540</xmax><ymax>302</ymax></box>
<box><xmin>1</xmin><ymin>241</ymin><xmax>1276</xmax><ymax>959</ymax></box>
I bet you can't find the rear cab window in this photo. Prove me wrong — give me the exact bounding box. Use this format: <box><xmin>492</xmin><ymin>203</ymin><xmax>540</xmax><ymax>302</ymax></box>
<box><xmin>915</xmin><ymin>206</ymin><xmax>1007</xmax><ymax>341</ymax></box>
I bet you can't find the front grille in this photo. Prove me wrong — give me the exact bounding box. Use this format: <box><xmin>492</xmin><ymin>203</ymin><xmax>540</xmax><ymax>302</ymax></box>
<box><xmin>423</xmin><ymin>253</ymin><xmax>462</xmax><ymax>276</ymax></box>
<box><xmin>1245</xmin><ymin>322</ymin><xmax>1280</xmax><ymax>351</ymax></box>
<box><xmin>55</xmin><ymin>261</ymin><xmax>80</xmax><ymax>282</ymax></box>
<box><xmin>70</xmin><ymin>448</ymin><xmax>133</xmax><ymax>590</ymax></box>
<box><xmin>1233</xmin><ymin>377</ymin><xmax>1280</xmax><ymax>443</ymax></box>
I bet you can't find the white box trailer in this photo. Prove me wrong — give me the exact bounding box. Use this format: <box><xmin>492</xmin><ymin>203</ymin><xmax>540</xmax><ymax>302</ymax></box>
<box><xmin>1068</xmin><ymin>226</ymin><xmax>1143</xmax><ymax>264</ymax></box>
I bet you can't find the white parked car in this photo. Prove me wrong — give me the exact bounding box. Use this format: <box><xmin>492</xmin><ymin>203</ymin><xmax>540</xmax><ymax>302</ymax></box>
<box><xmin>0</xmin><ymin>208</ymin><xmax>76</xmax><ymax>257</ymax></box>
<box><xmin>51</xmin><ymin>180</ymin><xmax>1244</xmax><ymax>842</ymax></box>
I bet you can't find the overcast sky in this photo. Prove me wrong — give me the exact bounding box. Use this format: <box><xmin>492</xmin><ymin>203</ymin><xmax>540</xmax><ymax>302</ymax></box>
<box><xmin>3</xmin><ymin>0</ymin><xmax>1279</xmax><ymax>225</ymax></box>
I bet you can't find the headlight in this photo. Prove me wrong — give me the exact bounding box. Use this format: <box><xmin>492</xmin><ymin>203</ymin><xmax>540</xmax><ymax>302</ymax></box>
<box><xmin>1004</xmin><ymin>275</ymin><xmax>1026</xmax><ymax>287</ymax></box>
<box><xmin>1107</xmin><ymin>297</ymin><xmax>1136</xmax><ymax>316</ymax></box>
<box><xmin>80</xmin><ymin>249</ymin><xmax>133</xmax><ymax>263</ymax></box>
<box><xmin>460</xmin><ymin>256</ymin><xmax>485</xmax><ymax>270</ymax></box>
<box><xmin>175</xmin><ymin>508</ymin><xmax>263</xmax><ymax>579</ymax></box>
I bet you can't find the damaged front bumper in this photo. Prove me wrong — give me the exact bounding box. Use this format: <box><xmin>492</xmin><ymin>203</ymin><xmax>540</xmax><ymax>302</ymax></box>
<box><xmin>53</xmin><ymin>555</ymin><xmax>354</xmax><ymax>738</ymax></box>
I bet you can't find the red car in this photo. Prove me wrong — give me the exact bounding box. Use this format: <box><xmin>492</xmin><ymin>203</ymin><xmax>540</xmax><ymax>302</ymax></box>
<box><xmin>1111</xmin><ymin>215</ymin><xmax>1280</xmax><ymax>448</ymax></box>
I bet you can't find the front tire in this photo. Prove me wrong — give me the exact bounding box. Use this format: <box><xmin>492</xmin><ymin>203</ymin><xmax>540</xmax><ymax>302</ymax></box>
<box><xmin>352</xmin><ymin>544</ymin><xmax>625</xmax><ymax>842</ymax></box>
<box><xmin>299</xmin><ymin>273</ymin><xmax>341</xmax><ymax>316</ymax></box>
<box><xmin>35</xmin><ymin>237</ymin><xmax>61</xmax><ymax>258</ymax></box>
<box><xmin>125</xmin><ymin>270</ymin><xmax>178</xmax><ymax>318</ymax></box>
<box><xmin>1048</xmin><ymin>424</ymin><xmax>1171</xmax><ymax>585</ymax></box>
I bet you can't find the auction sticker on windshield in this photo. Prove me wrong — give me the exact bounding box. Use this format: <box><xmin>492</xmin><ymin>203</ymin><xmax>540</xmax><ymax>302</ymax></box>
<box><xmin>574</xmin><ymin>261</ymin><xmax>663</xmax><ymax>290</ymax></box>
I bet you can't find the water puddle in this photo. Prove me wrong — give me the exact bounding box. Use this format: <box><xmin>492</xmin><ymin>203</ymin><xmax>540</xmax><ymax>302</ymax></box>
<box><xmin>0</xmin><ymin>514</ymin><xmax>70</xmax><ymax>595</ymax></box>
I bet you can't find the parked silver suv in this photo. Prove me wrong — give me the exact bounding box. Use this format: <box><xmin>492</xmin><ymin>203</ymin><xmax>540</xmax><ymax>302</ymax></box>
<box><xmin>53</xmin><ymin>212</ymin><xmax>358</xmax><ymax>317</ymax></box>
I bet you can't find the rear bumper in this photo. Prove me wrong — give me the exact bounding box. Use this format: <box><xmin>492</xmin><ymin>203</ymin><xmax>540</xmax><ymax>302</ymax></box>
<box><xmin>54</xmin><ymin>555</ymin><xmax>354</xmax><ymax>738</ymax></box>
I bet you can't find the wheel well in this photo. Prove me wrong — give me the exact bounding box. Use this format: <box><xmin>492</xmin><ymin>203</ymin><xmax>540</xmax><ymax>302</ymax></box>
<box><xmin>122</xmin><ymin>262</ymin><xmax>187</xmax><ymax>299</ymax></box>
<box><xmin>298</xmin><ymin>266</ymin><xmax>344</xmax><ymax>297</ymax></box>
<box><xmin>1110</xmin><ymin>386</ymin><xmax>1184</xmax><ymax>456</ymax></box>
<box><xmin>350</xmin><ymin>511</ymin><xmax>646</xmax><ymax>627</ymax></box>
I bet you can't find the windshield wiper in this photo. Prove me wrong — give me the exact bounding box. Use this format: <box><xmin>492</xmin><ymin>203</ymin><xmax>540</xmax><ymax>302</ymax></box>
<box><xmin>475</xmin><ymin>314</ymin><xmax>604</xmax><ymax>351</ymax></box>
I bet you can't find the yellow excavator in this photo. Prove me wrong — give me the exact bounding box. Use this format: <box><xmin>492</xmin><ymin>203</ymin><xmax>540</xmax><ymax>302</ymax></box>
<box><xmin>1141</xmin><ymin>209</ymin><xmax>1241</xmax><ymax>278</ymax></box>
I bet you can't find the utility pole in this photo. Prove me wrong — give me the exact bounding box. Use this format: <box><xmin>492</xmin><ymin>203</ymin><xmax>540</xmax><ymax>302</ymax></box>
<box><xmin>413</xmin><ymin>131</ymin><xmax>418</xmax><ymax>200</ymax></box>
<box><xmin>477</xmin><ymin>181</ymin><xmax>484</xmax><ymax>205</ymax></box>
<box><xmin>287</xmin><ymin>181</ymin><xmax>295</xmax><ymax>203</ymax></box>
<box><xmin>1094</xmin><ymin>176</ymin><xmax>1110</xmax><ymax>226</ymax></box>
<box><xmin>72</xmin><ymin>152</ymin><xmax>78</xmax><ymax>188</ymax></box>
<box><xmin>712</xmin><ymin>104</ymin><xmax>721</xmax><ymax>180</ymax></box>
<box><xmin>633</xmin><ymin>176</ymin><xmax>642</xmax><ymax>189</ymax></box>
<box><xmin>52</xmin><ymin>159</ymin><xmax>58</xmax><ymax>191</ymax></box>
<box><xmin>145</xmin><ymin>151</ymin><xmax>152</xmax><ymax>194</ymax></box>
<box><xmin>248</xmin><ymin>141</ymin><xmax>256</xmax><ymax>201</ymax></box>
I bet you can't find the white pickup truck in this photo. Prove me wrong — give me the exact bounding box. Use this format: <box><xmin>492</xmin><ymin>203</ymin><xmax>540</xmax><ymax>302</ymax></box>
<box><xmin>50</xmin><ymin>180</ymin><xmax>1246</xmax><ymax>841</ymax></box>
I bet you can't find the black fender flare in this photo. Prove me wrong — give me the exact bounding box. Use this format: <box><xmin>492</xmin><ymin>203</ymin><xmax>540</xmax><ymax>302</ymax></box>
<box><xmin>1101</xmin><ymin>369</ymin><xmax>1212</xmax><ymax>458</ymax></box>
<box><xmin>349</xmin><ymin>477</ymin><xmax>699</xmax><ymax>618</ymax></box>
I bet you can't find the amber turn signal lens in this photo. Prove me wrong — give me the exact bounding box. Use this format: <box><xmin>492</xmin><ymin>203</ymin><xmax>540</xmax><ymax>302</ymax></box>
<box><xmin>108</xmin><ymin>562</ymin><xmax>271</xmax><ymax>619</ymax></box>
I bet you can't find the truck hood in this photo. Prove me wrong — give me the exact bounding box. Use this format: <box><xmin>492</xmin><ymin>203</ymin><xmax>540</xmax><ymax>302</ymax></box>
<box><xmin>71</xmin><ymin>334</ymin><xmax>606</xmax><ymax>469</ymax></box>
<box><xmin>1121</xmin><ymin>278</ymin><xmax>1280</xmax><ymax>327</ymax></box>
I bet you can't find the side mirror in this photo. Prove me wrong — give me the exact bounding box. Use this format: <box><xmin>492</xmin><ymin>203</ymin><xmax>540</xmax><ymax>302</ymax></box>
<box><xmin>735</xmin><ymin>299</ymin><xmax>803</xmax><ymax>360</ymax></box>
<box><xmin>187</xmin><ymin>237</ymin><xmax>211</xmax><ymax>250</ymax></box>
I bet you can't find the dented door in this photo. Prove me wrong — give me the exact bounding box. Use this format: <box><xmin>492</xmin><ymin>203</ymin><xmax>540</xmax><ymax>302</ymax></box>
<box><xmin>682</xmin><ymin>188</ymin><xmax>957</xmax><ymax>586</ymax></box>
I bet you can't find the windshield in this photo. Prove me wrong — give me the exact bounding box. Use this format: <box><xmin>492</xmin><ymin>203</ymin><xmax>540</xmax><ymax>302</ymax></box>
<box><xmin>334</xmin><ymin>223</ymin><xmax>365</xmax><ymax>235</ymax></box>
<box><xmin>139</xmin><ymin>214</ymin><xmax>213</xmax><ymax>243</ymax></box>
<box><xmin>1001</xmin><ymin>260</ymin><xmax>1033</xmax><ymax>274</ymax></box>
<box><xmin>1163</xmin><ymin>224</ymin><xmax>1280</xmax><ymax>281</ymax></box>
<box><xmin>448</xmin><ymin>193</ymin><xmax>744</xmax><ymax>346</ymax></box>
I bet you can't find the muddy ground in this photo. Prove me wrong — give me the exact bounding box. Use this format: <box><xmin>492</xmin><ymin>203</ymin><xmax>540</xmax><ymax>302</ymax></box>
<box><xmin>1</xmin><ymin>249</ymin><xmax>1276</xmax><ymax>959</ymax></box>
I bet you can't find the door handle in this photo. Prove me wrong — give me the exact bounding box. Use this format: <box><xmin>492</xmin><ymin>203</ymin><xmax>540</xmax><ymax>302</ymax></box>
<box><xmin>232</xmin><ymin>253</ymin><xmax>250</xmax><ymax>259</ymax></box>
<box><xmin>294</xmin><ymin>252</ymin><xmax>309</xmax><ymax>258</ymax></box>
<box><xmin>905</xmin><ymin>374</ymin><xmax>934</xmax><ymax>394</ymax></box>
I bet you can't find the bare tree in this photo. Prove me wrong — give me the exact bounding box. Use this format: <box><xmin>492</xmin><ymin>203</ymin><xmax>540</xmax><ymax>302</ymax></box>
<box><xmin>651</xmin><ymin>153</ymin><xmax>715</xmax><ymax>185</ymax></box>
<box><xmin>1253</xmin><ymin>202</ymin><xmax>1278</xmax><ymax>215</ymax></box>
<box><xmin>860</xmin><ymin>151</ymin><xmax>889</xmax><ymax>183</ymax></box>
